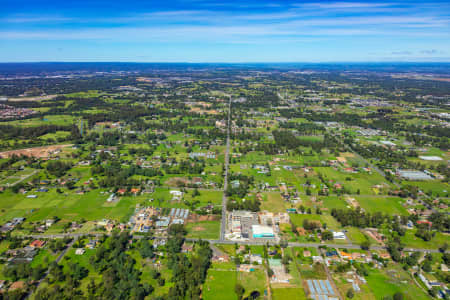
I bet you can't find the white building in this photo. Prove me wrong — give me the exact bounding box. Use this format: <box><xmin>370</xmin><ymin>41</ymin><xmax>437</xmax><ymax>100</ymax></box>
<box><xmin>333</xmin><ymin>231</ymin><xmax>346</xmax><ymax>240</ymax></box>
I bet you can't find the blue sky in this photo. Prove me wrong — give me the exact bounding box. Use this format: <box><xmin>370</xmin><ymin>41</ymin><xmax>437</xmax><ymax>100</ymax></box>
<box><xmin>0</xmin><ymin>0</ymin><xmax>449</xmax><ymax>62</ymax></box>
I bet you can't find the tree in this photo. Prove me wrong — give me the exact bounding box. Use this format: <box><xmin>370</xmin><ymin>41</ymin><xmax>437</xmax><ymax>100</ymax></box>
<box><xmin>168</xmin><ymin>224</ymin><xmax>187</xmax><ymax>236</ymax></box>
<box><xmin>139</xmin><ymin>239</ymin><xmax>155</xmax><ymax>259</ymax></box>
<box><xmin>235</xmin><ymin>283</ymin><xmax>245</xmax><ymax>300</ymax></box>
<box><xmin>321</xmin><ymin>231</ymin><xmax>333</xmax><ymax>241</ymax></box>
<box><xmin>346</xmin><ymin>288</ymin><xmax>354</xmax><ymax>298</ymax></box>
<box><xmin>157</xmin><ymin>277</ymin><xmax>165</xmax><ymax>286</ymax></box>
<box><xmin>192</xmin><ymin>188</ymin><xmax>200</xmax><ymax>197</ymax></box>
<box><xmin>422</xmin><ymin>261</ymin><xmax>432</xmax><ymax>272</ymax></box>
<box><xmin>249</xmin><ymin>291</ymin><xmax>260</xmax><ymax>300</ymax></box>
<box><xmin>393</xmin><ymin>292</ymin><xmax>404</xmax><ymax>300</ymax></box>
<box><xmin>360</xmin><ymin>240</ymin><xmax>371</xmax><ymax>250</ymax></box>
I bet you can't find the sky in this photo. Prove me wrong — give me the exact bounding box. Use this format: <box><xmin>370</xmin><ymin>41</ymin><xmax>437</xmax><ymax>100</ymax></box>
<box><xmin>0</xmin><ymin>0</ymin><xmax>449</xmax><ymax>62</ymax></box>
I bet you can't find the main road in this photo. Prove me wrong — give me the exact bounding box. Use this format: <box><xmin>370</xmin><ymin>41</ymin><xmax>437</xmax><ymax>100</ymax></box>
<box><xmin>22</xmin><ymin>233</ymin><xmax>444</xmax><ymax>254</ymax></box>
<box><xmin>219</xmin><ymin>96</ymin><xmax>232</xmax><ymax>241</ymax></box>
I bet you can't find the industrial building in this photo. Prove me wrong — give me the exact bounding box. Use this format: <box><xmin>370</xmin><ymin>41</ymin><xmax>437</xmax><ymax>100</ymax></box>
<box><xmin>397</xmin><ymin>170</ymin><xmax>433</xmax><ymax>181</ymax></box>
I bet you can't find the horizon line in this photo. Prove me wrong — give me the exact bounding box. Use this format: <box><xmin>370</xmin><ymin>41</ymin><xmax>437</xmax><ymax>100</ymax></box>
<box><xmin>0</xmin><ymin>61</ymin><xmax>450</xmax><ymax>64</ymax></box>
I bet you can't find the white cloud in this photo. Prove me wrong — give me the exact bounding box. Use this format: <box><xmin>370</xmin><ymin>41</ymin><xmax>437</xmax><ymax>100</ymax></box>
<box><xmin>295</xmin><ymin>2</ymin><xmax>393</xmax><ymax>9</ymax></box>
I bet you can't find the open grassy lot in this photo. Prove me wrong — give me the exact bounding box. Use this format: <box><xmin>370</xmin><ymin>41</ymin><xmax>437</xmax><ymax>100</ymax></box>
<box><xmin>314</xmin><ymin>167</ymin><xmax>393</xmax><ymax>195</ymax></box>
<box><xmin>186</xmin><ymin>220</ymin><xmax>220</xmax><ymax>240</ymax></box>
<box><xmin>401</xmin><ymin>230</ymin><xmax>449</xmax><ymax>249</ymax></box>
<box><xmin>3</xmin><ymin>115</ymin><xmax>76</xmax><ymax>127</ymax></box>
<box><xmin>216</xmin><ymin>244</ymin><xmax>237</xmax><ymax>256</ymax></box>
<box><xmin>345</xmin><ymin>227</ymin><xmax>369</xmax><ymax>244</ymax></box>
<box><xmin>321</xmin><ymin>196</ymin><xmax>348</xmax><ymax>210</ymax></box>
<box><xmin>260</xmin><ymin>192</ymin><xmax>290</xmax><ymax>212</ymax></box>
<box><xmin>203</xmin><ymin>268</ymin><xmax>237</xmax><ymax>300</ymax></box>
<box><xmin>238</xmin><ymin>267</ymin><xmax>266</xmax><ymax>299</ymax></box>
<box><xmin>403</xmin><ymin>180</ymin><xmax>449</xmax><ymax>197</ymax></box>
<box><xmin>365</xmin><ymin>266</ymin><xmax>430</xmax><ymax>300</ymax></box>
<box><xmin>39</xmin><ymin>131</ymin><xmax>71</xmax><ymax>141</ymax></box>
<box><xmin>290</xmin><ymin>214</ymin><xmax>340</xmax><ymax>230</ymax></box>
<box><xmin>272</xmin><ymin>288</ymin><xmax>307</xmax><ymax>300</ymax></box>
<box><xmin>297</xmin><ymin>262</ymin><xmax>327</xmax><ymax>280</ymax></box>
<box><xmin>355</xmin><ymin>195</ymin><xmax>407</xmax><ymax>215</ymax></box>
<box><xmin>150</xmin><ymin>187</ymin><xmax>223</xmax><ymax>209</ymax></box>
<box><xmin>0</xmin><ymin>189</ymin><xmax>139</xmax><ymax>230</ymax></box>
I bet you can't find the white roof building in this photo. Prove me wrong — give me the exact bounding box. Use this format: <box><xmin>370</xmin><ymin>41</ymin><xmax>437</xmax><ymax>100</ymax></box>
<box><xmin>333</xmin><ymin>231</ymin><xmax>346</xmax><ymax>240</ymax></box>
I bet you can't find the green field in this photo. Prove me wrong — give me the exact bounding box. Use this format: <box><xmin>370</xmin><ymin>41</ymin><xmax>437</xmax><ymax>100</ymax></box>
<box><xmin>401</xmin><ymin>230</ymin><xmax>449</xmax><ymax>249</ymax></box>
<box><xmin>365</xmin><ymin>267</ymin><xmax>430</xmax><ymax>300</ymax></box>
<box><xmin>290</xmin><ymin>213</ymin><xmax>340</xmax><ymax>230</ymax></box>
<box><xmin>355</xmin><ymin>195</ymin><xmax>408</xmax><ymax>215</ymax></box>
<box><xmin>3</xmin><ymin>115</ymin><xmax>76</xmax><ymax>127</ymax></box>
<box><xmin>186</xmin><ymin>220</ymin><xmax>221</xmax><ymax>240</ymax></box>
<box><xmin>272</xmin><ymin>288</ymin><xmax>307</xmax><ymax>300</ymax></box>
<box><xmin>203</xmin><ymin>269</ymin><xmax>237</xmax><ymax>300</ymax></box>
<box><xmin>0</xmin><ymin>189</ymin><xmax>138</xmax><ymax>229</ymax></box>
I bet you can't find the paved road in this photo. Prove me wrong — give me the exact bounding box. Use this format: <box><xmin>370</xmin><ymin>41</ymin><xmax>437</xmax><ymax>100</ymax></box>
<box><xmin>220</xmin><ymin>97</ymin><xmax>232</xmax><ymax>241</ymax></box>
<box><xmin>22</xmin><ymin>233</ymin><xmax>445</xmax><ymax>254</ymax></box>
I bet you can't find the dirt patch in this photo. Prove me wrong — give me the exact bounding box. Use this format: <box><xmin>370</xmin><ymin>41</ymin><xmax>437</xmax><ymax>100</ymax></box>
<box><xmin>187</xmin><ymin>214</ymin><xmax>220</xmax><ymax>223</ymax></box>
<box><xmin>0</xmin><ymin>144</ymin><xmax>73</xmax><ymax>158</ymax></box>
<box><xmin>165</xmin><ymin>177</ymin><xmax>190</xmax><ymax>187</ymax></box>
<box><xmin>271</xmin><ymin>283</ymin><xmax>297</xmax><ymax>288</ymax></box>
<box><xmin>190</xmin><ymin>107</ymin><xmax>219</xmax><ymax>115</ymax></box>
<box><xmin>193</xmin><ymin>226</ymin><xmax>205</xmax><ymax>231</ymax></box>
<box><xmin>345</xmin><ymin>195</ymin><xmax>360</xmax><ymax>208</ymax></box>
<box><xmin>8</xmin><ymin>95</ymin><xmax>57</xmax><ymax>102</ymax></box>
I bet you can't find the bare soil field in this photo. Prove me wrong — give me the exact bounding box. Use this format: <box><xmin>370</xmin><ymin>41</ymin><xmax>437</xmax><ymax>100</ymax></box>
<box><xmin>7</xmin><ymin>95</ymin><xmax>57</xmax><ymax>102</ymax></box>
<box><xmin>187</xmin><ymin>214</ymin><xmax>220</xmax><ymax>223</ymax></box>
<box><xmin>0</xmin><ymin>144</ymin><xmax>72</xmax><ymax>158</ymax></box>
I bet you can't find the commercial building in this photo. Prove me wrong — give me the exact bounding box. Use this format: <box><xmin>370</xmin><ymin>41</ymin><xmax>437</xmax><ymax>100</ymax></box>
<box><xmin>252</xmin><ymin>225</ymin><xmax>275</xmax><ymax>238</ymax></box>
